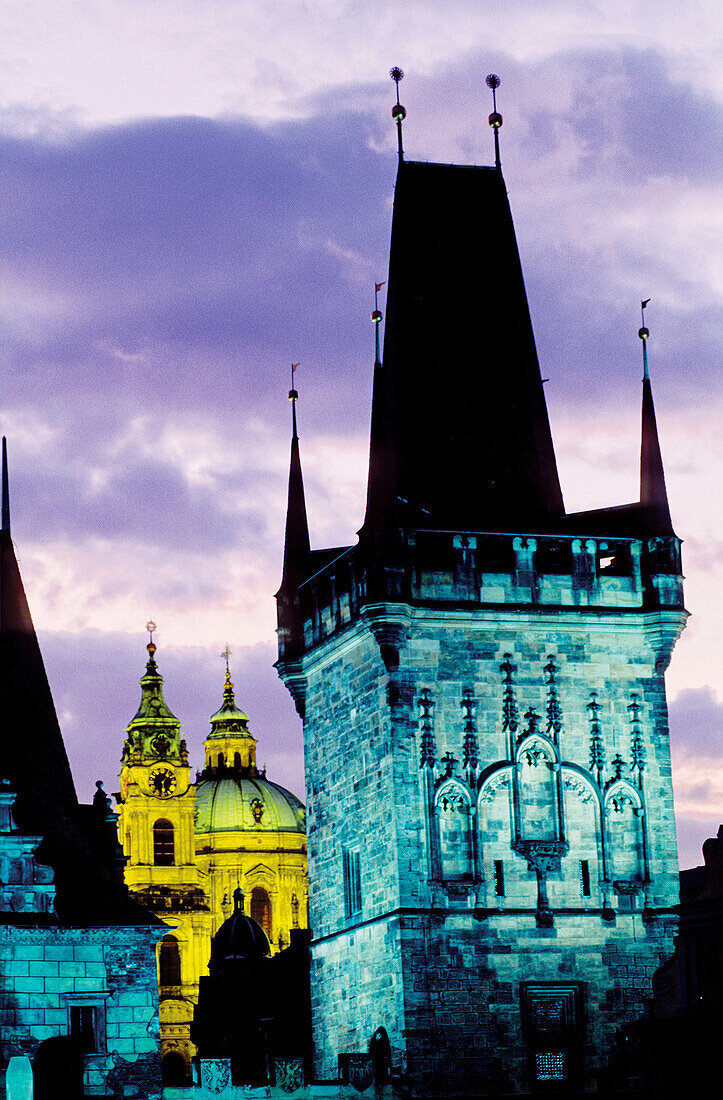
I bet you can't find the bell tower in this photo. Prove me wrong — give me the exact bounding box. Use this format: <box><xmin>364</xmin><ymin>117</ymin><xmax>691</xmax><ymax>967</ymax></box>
<box><xmin>117</xmin><ymin>627</ymin><xmax>210</xmax><ymax>1082</ymax></box>
<box><xmin>276</xmin><ymin>81</ymin><xmax>686</xmax><ymax>1096</ymax></box>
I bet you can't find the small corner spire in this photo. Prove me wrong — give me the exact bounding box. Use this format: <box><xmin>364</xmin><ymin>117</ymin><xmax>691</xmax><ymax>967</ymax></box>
<box><xmin>637</xmin><ymin>301</ymin><xmax>673</xmax><ymax>533</ymax></box>
<box><xmin>486</xmin><ymin>73</ymin><xmax>503</xmax><ymax>170</ymax></box>
<box><xmin>372</xmin><ymin>281</ymin><xmax>385</xmax><ymax>367</ymax></box>
<box><xmin>281</xmin><ymin>367</ymin><xmax>311</xmax><ymax>590</ymax></box>
<box><xmin>390</xmin><ymin>67</ymin><xmax>406</xmax><ymax>163</ymax></box>
<box><xmin>1</xmin><ymin>437</ymin><xmax>9</xmax><ymax>535</ymax></box>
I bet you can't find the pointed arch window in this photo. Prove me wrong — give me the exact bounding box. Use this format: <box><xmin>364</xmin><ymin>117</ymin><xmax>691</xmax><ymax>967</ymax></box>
<box><xmin>435</xmin><ymin>782</ymin><xmax>474</xmax><ymax>880</ymax></box>
<box><xmin>153</xmin><ymin>819</ymin><xmax>175</xmax><ymax>866</ymax></box>
<box><xmin>250</xmin><ymin>887</ymin><xmax>272</xmax><ymax>937</ymax></box>
<box><xmin>159</xmin><ymin>935</ymin><xmax>181</xmax><ymax>986</ymax></box>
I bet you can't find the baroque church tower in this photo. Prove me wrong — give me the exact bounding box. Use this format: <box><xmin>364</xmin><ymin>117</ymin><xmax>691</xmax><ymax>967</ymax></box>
<box><xmin>117</xmin><ymin>634</ymin><xmax>211</xmax><ymax>1079</ymax></box>
<box><xmin>276</xmin><ymin>85</ymin><xmax>686</xmax><ymax>1094</ymax></box>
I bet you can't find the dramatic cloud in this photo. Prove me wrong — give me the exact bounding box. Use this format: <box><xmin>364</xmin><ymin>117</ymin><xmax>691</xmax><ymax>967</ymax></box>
<box><xmin>2</xmin><ymin>4</ymin><xmax>721</xmax><ymax>867</ymax></box>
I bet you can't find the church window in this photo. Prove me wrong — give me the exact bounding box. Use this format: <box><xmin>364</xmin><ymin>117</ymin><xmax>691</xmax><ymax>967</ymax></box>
<box><xmin>218</xmin><ymin>752</ymin><xmax>225</xmax><ymax>768</ymax></box>
<box><xmin>159</xmin><ymin>935</ymin><xmax>181</xmax><ymax>986</ymax></box>
<box><xmin>494</xmin><ymin>860</ymin><xmax>506</xmax><ymax>897</ymax></box>
<box><xmin>153</xmin><ymin>819</ymin><xmax>174</xmax><ymax>865</ymax></box>
<box><xmin>343</xmin><ymin>847</ymin><xmax>362</xmax><ymax>918</ymax></box>
<box><xmin>579</xmin><ymin>861</ymin><xmax>591</xmax><ymax>898</ymax></box>
<box><xmin>250</xmin><ymin>887</ymin><xmax>272</xmax><ymax>936</ymax></box>
<box><xmin>234</xmin><ymin>751</ymin><xmax>242</xmax><ymax>769</ymax></box>
<box><xmin>521</xmin><ymin>983</ymin><xmax>581</xmax><ymax>1088</ymax></box>
<box><xmin>291</xmin><ymin>892</ymin><xmax>300</xmax><ymax>927</ymax></box>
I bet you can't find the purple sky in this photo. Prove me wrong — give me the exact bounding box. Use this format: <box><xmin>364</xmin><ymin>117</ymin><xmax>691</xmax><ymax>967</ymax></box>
<box><xmin>2</xmin><ymin>1</ymin><xmax>722</xmax><ymax>868</ymax></box>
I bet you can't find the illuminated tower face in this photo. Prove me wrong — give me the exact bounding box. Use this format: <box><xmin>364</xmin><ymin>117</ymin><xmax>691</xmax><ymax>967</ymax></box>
<box><xmin>117</xmin><ymin>636</ymin><xmax>210</xmax><ymax>1084</ymax></box>
<box><xmin>277</xmin><ymin>156</ymin><xmax>686</xmax><ymax>1094</ymax></box>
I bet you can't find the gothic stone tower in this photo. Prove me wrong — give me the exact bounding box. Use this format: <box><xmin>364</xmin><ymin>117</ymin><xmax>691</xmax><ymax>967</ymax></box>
<box><xmin>276</xmin><ymin>157</ymin><xmax>686</xmax><ymax>1095</ymax></box>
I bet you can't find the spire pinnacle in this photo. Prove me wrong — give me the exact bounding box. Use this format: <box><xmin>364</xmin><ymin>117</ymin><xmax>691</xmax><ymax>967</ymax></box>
<box><xmin>639</xmin><ymin>298</ymin><xmax>651</xmax><ymax>380</ymax></box>
<box><xmin>390</xmin><ymin>67</ymin><xmax>406</xmax><ymax>163</ymax></box>
<box><xmin>1</xmin><ymin>437</ymin><xmax>9</xmax><ymax>535</ymax></box>
<box><xmin>486</xmin><ymin>74</ymin><xmax>503</xmax><ymax>170</ymax></box>
<box><xmin>637</xmin><ymin>302</ymin><xmax>673</xmax><ymax>533</ymax></box>
<box><xmin>289</xmin><ymin>363</ymin><xmax>300</xmax><ymax>438</ymax></box>
<box><xmin>281</xmin><ymin>368</ymin><xmax>311</xmax><ymax>590</ymax></box>
<box><xmin>372</xmin><ymin>281</ymin><xmax>385</xmax><ymax>367</ymax></box>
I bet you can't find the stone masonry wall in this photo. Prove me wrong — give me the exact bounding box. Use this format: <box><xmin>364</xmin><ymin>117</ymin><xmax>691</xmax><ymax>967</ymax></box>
<box><xmin>299</xmin><ymin>601</ymin><xmax>682</xmax><ymax>1093</ymax></box>
<box><xmin>0</xmin><ymin>925</ymin><xmax>162</xmax><ymax>1097</ymax></box>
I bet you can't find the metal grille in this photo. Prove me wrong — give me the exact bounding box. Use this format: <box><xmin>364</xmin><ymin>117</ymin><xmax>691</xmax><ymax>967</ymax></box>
<box><xmin>535</xmin><ymin>1051</ymin><xmax>567</xmax><ymax>1081</ymax></box>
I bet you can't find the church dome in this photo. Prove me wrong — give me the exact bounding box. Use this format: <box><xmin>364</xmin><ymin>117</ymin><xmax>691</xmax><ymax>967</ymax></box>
<box><xmin>195</xmin><ymin>775</ymin><xmax>305</xmax><ymax>835</ymax></box>
<box><xmin>210</xmin><ymin>887</ymin><xmax>270</xmax><ymax>969</ymax></box>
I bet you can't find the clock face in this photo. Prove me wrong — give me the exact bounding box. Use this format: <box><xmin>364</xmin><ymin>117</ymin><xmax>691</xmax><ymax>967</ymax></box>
<box><xmin>149</xmin><ymin>767</ymin><xmax>177</xmax><ymax>797</ymax></box>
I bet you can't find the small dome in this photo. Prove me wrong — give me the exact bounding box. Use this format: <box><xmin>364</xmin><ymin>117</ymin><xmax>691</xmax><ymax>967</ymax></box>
<box><xmin>195</xmin><ymin>775</ymin><xmax>306</xmax><ymax>835</ymax></box>
<box><xmin>210</xmin><ymin>888</ymin><xmax>269</xmax><ymax>971</ymax></box>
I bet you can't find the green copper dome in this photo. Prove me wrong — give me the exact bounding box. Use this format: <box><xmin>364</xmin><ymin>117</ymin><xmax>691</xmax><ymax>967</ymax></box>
<box><xmin>195</xmin><ymin>775</ymin><xmax>306</xmax><ymax>835</ymax></box>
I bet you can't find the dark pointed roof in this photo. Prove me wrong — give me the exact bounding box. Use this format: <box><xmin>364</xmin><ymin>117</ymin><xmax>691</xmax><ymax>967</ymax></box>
<box><xmin>0</xmin><ymin>440</ymin><xmax>79</xmax><ymax>844</ymax></box>
<box><xmin>280</xmin><ymin>401</ymin><xmax>311</xmax><ymax>590</ymax></box>
<box><xmin>364</xmin><ymin>160</ymin><xmax>564</xmax><ymax>534</ymax></box>
<box><xmin>640</xmin><ymin>375</ymin><xmax>674</xmax><ymax>535</ymax></box>
<box><xmin>0</xmin><ymin>441</ymin><xmax>161</xmax><ymax>926</ymax></box>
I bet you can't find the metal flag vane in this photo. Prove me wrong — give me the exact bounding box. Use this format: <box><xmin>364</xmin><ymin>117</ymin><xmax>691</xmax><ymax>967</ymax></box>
<box><xmin>288</xmin><ymin>363</ymin><xmax>300</xmax><ymax>435</ymax></box>
<box><xmin>639</xmin><ymin>299</ymin><xmax>651</xmax><ymax>380</ymax></box>
<box><xmin>486</xmin><ymin>74</ymin><xmax>503</xmax><ymax>170</ymax></box>
<box><xmin>390</xmin><ymin>67</ymin><xmax>406</xmax><ymax>162</ymax></box>
<box><xmin>371</xmin><ymin>281</ymin><xmax>385</xmax><ymax>366</ymax></box>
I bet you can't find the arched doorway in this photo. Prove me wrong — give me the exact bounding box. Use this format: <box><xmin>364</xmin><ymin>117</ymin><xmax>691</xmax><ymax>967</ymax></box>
<box><xmin>161</xmin><ymin>1050</ymin><xmax>189</xmax><ymax>1085</ymax></box>
<box><xmin>34</xmin><ymin>1036</ymin><xmax>84</xmax><ymax>1100</ymax></box>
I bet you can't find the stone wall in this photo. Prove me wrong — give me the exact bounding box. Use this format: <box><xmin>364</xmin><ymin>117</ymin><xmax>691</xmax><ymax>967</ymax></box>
<box><xmin>0</xmin><ymin>925</ymin><xmax>163</xmax><ymax>1097</ymax></box>
<box><xmin>294</xmin><ymin>599</ymin><xmax>682</xmax><ymax>1093</ymax></box>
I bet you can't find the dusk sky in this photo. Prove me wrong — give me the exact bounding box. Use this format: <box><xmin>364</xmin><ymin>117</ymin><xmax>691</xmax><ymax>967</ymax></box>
<box><xmin>2</xmin><ymin>1</ymin><xmax>721</xmax><ymax>868</ymax></box>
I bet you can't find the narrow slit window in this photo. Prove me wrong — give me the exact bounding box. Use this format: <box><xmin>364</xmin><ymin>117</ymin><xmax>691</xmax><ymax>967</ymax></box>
<box><xmin>343</xmin><ymin>848</ymin><xmax>362</xmax><ymax>918</ymax></box>
<box><xmin>580</xmin><ymin>860</ymin><xmax>591</xmax><ymax>898</ymax></box>
<box><xmin>494</xmin><ymin>860</ymin><xmax>505</xmax><ymax>897</ymax></box>
<box><xmin>70</xmin><ymin>1005</ymin><xmax>97</xmax><ymax>1054</ymax></box>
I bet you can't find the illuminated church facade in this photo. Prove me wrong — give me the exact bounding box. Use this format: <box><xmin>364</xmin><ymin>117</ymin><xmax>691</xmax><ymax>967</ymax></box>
<box><xmin>275</xmin><ymin>86</ymin><xmax>686</xmax><ymax>1094</ymax></box>
<box><xmin>116</xmin><ymin>643</ymin><xmax>308</xmax><ymax>1082</ymax></box>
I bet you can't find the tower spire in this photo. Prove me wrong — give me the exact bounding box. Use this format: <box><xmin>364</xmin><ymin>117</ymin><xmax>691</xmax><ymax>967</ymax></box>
<box><xmin>638</xmin><ymin>302</ymin><xmax>673</xmax><ymax>533</ymax></box>
<box><xmin>390</xmin><ymin>67</ymin><xmax>406</xmax><ymax>163</ymax></box>
<box><xmin>486</xmin><ymin>74</ymin><xmax>503</xmax><ymax>171</ymax></box>
<box><xmin>1</xmin><ymin>437</ymin><xmax>9</xmax><ymax>534</ymax></box>
<box><xmin>281</xmin><ymin>367</ymin><xmax>311</xmax><ymax>589</ymax></box>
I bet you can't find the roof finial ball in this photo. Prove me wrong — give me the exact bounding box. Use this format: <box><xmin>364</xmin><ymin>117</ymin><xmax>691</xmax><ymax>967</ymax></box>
<box><xmin>486</xmin><ymin>73</ymin><xmax>503</xmax><ymax>170</ymax></box>
<box><xmin>390</xmin><ymin>66</ymin><xmax>406</xmax><ymax>163</ymax></box>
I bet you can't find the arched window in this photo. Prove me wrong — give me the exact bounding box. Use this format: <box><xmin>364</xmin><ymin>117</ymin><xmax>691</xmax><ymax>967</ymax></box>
<box><xmin>159</xmin><ymin>935</ymin><xmax>181</xmax><ymax>986</ymax></box>
<box><xmin>218</xmin><ymin>752</ymin><xmax>225</xmax><ymax>769</ymax></box>
<box><xmin>161</xmin><ymin>1051</ymin><xmax>188</xmax><ymax>1086</ymax></box>
<box><xmin>153</xmin><ymin>819</ymin><xmax>174</xmax><ymax>866</ymax></box>
<box><xmin>250</xmin><ymin>887</ymin><xmax>272</xmax><ymax>936</ymax></box>
<box><xmin>234</xmin><ymin>751</ymin><xmax>242</xmax><ymax>769</ymax></box>
<box><xmin>435</xmin><ymin>783</ymin><xmax>473</xmax><ymax>880</ymax></box>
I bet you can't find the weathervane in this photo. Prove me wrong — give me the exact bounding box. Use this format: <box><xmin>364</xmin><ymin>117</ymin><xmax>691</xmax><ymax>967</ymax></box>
<box><xmin>390</xmin><ymin>67</ymin><xmax>406</xmax><ymax>162</ymax></box>
<box><xmin>371</xmin><ymin>281</ymin><xmax>385</xmax><ymax>367</ymax></box>
<box><xmin>639</xmin><ymin>299</ymin><xmax>651</xmax><ymax>380</ymax></box>
<box><xmin>486</xmin><ymin>74</ymin><xmax>503</xmax><ymax>170</ymax></box>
